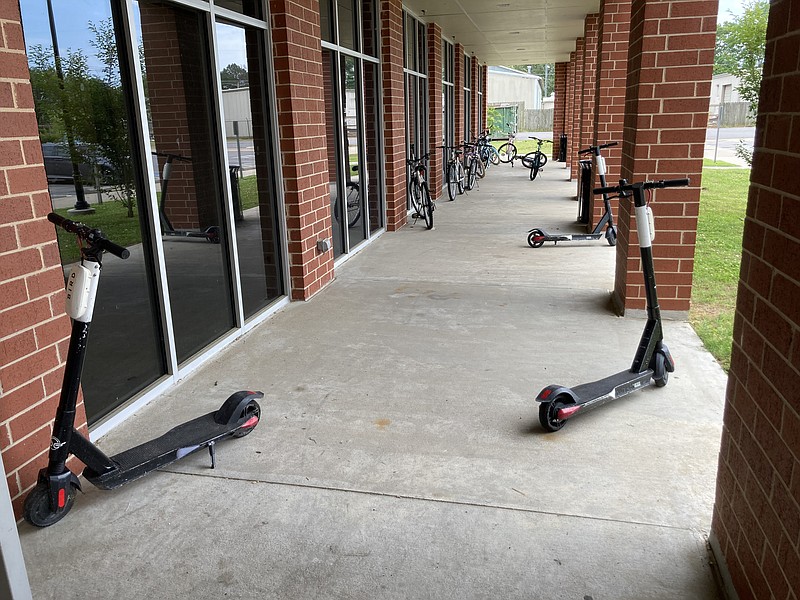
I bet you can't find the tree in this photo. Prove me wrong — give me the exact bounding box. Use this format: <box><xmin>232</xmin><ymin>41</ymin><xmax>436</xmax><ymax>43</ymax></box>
<box><xmin>220</xmin><ymin>63</ymin><xmax>248</xmax><ymax>89</ymax></box>
<box><xmin>714</xmin><ymin>0</ymin><xmax>769</xmax><ymax>114</ymax></box>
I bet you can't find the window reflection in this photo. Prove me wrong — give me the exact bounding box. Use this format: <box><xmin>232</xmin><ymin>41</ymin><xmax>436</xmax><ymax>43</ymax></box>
<box><xmin>215</xmin><ymin>20</ymin><xmax>285</xmax><ymax>318</ymax></box>
<box><xmin>20</xmin><ymin>0</ymin><xmax>165</xmax><ymax>423</ymax></box>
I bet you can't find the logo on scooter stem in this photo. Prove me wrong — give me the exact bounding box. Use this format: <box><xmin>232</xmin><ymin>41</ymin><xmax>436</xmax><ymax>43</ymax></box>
<box><xmin>50</xmin><ymin>436</ymin><xmax>67</xmax><ymax>451</ymax></box>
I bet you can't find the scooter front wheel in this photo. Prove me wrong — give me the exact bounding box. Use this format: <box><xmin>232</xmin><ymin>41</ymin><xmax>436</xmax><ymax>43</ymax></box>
<box><xmin>539</xmin><ymin>395</ymin><xmax>572</xmax><ymax>432</ymax></box>
<box><xmin>527</xmin><ymin>229</ymin><xmax>545</xmax><ymax>248</ymax></box>
<box><xmin>653</xmin><ymin>352</ymin><xmax>669</xmax><ymax>388</ymax></box>
<box><xmin>605</xmin><ymin>226</ymin><xmax>617</xmax><ymax>246</ymax></box>
<box><xmin>23</xmin><ymin>481</ymin><xmax>78</xmax><ymax>527</ymax></box>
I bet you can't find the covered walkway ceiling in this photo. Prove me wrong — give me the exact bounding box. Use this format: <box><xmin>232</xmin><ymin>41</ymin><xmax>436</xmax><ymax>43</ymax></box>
<box><xmin>402</xmin><ymin>0</ymin><xmax>600</xmax><ymax>65</ymax></box>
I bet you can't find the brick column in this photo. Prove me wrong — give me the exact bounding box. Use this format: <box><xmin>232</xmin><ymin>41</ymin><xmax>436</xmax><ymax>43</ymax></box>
<box><xmin>552</xmin><ymin>62</ymin><xmax>568</xmax><ymax>161</ymax></box>
<box><xmin>564</xmin><ymin>56</ymin><xmax>575</xmax><ymax>176</ymax></box>
<box><xmin>711</xmin><ymin>1</ymin><xmax>800</xmax><ymax>597</ymax></box>
<box><xmin>0</xmin><ymin>0</ymin><xmax>84</xmax><ymax>516</ymax></box>
<box><xmin>592</xmin><ymin>0</ymin><xmax>632</xmax><ymax>226</ymax></box>
<box><xmin>380</xmin><ymin>0</ymin><xmax>406</xmax><ymax>230</ymax></box>
<box><xmin>454</xmin><ymin>44</ymin><xmax>465</xmax><ymax>146</ymax></box>
<box><xmin>481</xmin><ymin>64</ymin><xmax>488</xmax><ymax>135</ymax></box>
<box><xmin>427</xmin><ymin>23</ymin><xmax>443</xmax><ymax>199</ymax></box>
<box><xmin>271</xmin><ymin>0</ymin><xmax>333</xmax><ymax>299</ymax></box>
<box><xmin>580</xmin><ymin>14</ymin><xmax>600</xmax><ymax>206</ymax></box>
<box><xmin>470</xmin><ymin>56</ymin><xmax>480</xmax><ymax>139</ymax></box>
<box><xmin>569</xmin><ymin>38</ymin><xmax>585</xmax><ymax>181</ymax></box>
<box><xmin>613</xmin><ymin>0</ymin><xmax>715</xmax><ymax>315</ymax></box>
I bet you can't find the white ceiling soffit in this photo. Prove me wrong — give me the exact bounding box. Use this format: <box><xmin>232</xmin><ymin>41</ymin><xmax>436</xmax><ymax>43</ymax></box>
<box><xmin>402</xmin><ymin>0</ymin><xmax>601</xmax><ymax>65</ymax></box>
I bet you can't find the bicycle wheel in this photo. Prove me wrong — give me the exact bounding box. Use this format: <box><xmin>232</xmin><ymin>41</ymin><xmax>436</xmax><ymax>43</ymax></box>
<box><xmin>422</xmin><ymin>183</ymin><xmax>434</xmax><ymax>230</ymax></box>
<box><xmin>488</xmin><ymin>145</ymin><xmax>501</xmax><ymax>165</ymax></box>
<box><xmin>409</xmin><ymin>176</ymin><xmax>423</xmax><ymax>215</ymax></box>
<box><xmin>498</xmin><ymin>143</ymin><xmax>516</xmax><ymax>163</ymax></box>
<box><xmin>447</xmin><ymin>163</ymin><xmax>459</xmax><ymax>201</ymax></box>
<box><xmin>456</xmin><ymin>161</ymin><xmax>465</xmax><ymax>194</ymax></box>
<box><xmin>346</xmin><ymin>182</ymin><xmax>361</xmax><ymax>227</ymax></box>
<box><xmin>476</xmin><ymin>157</ymin><xmax>486</xmax><ymax>179</ymax></box>
<box><xmin>465</xmin><ymin>159</ymin><xmax>477</xmax><ymax>191</ymax></box>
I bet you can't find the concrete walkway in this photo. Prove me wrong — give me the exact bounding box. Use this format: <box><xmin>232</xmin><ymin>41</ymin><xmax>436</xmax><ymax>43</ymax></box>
<box><xmin>19</xmin><ymin>162</ymin><xmax>727</xmax><ymax>599</ymax></box>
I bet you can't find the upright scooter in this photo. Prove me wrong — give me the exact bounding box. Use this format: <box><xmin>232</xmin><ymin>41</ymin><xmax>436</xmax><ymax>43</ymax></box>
<box><xmin>153</xmin><ymin>151</ymin><xmax>220</xmax><ymax>243</ymax></box>
<box><xmin>536</xmin><ymin>177</ymin><xmax>688</xmax><ymax>432</ymax></box>
<box><xmin>527</xmin><ymin>142</ymin><xmax>619</xmax><ymax>247</ymax></box>
<box><xmin>24</xmin><ymin>213</ymin><xmax>262</xmax><ymax>527</ymax></box>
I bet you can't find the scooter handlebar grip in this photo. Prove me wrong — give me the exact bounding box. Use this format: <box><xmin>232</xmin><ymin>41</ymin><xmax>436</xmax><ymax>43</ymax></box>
<box><xmin>98</xmin><ymin>238</ymin><xmax>130</xmax><ymax>260</ymax></box>
<box><xmin>660</xmin><ymin>177</ymin><xmax>690</xmax><ymax>188</ymax></box>
<box><xmin>593</xmin><ymin>185</ymin><xmax>617</xmax><ymax>195</ymax></box>
<box><xmin>599</xmin><ymin>141</ymin><xmax>618</xmax><ymax>149</ymax></box>
<box><xmin>47</xmin><ymin>212</ymin><xmax>73</xmax><ymax>230</ymax></box>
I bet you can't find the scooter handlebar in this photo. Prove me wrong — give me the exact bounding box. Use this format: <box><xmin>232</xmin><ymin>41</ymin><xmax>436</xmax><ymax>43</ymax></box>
<box><xmin>593</xmin><ymin>177</ymin><xmax>690</xmax><ymax>196</ymax></box>
<box><xmin>579</xmin><ymin>141</ymin><xmax>618</xmax><ymax>155</ymax></box>
<box><xmin>47</xmin><ymin>213</ymin><xmax>131</xmax><ymax>259</ymax></box>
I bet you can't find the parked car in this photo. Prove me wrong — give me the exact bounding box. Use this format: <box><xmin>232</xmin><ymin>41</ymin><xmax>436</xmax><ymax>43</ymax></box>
<box><xmin>42</xmin><ymin>142</ymin><xmax>114</xmax><ymax>185</ymax></box>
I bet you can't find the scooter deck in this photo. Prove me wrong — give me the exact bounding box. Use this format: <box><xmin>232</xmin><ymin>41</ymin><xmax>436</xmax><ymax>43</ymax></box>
<box><xmin>569</xmin><ymin>368</ymin><xmax>654</xmax><ymax>408</ymax></box>
<box><xmin>83</xmin><ymin>411</ymin><xmax>251</xmax><ymax>489</ymax></box>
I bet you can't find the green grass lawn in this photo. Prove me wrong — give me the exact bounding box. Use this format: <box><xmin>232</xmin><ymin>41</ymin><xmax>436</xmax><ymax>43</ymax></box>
<box><xmin>690</xmin><ymin>166</ymin><xmax>751</xmax><ymax>370</ymax></box>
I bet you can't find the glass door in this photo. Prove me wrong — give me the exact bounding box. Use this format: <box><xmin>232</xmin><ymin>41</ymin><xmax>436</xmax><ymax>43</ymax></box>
<box><xmin>134</xmin><ymin>0</ymin><xmax>236</xmax><ymax>363</ymax></box>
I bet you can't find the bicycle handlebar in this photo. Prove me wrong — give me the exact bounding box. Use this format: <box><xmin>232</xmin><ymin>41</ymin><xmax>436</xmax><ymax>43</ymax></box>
<box><xmin>593</xmin><ymin>178</ymin><xmax>690</xmax><ymax>196</ymax></box>
<box><xmin>47</xmin><ymin>213</ymin><xmax>130</xmax><ymax>259</ymax></box>
<box><xmin>579</xmin><ymin>141</ymin><xmax>618</xmax><ymax>155</ymax></box>
<box><xmin>407</xmin><ymin>153</ymin><xmax>431</xmax><ymax>165</ymax></box>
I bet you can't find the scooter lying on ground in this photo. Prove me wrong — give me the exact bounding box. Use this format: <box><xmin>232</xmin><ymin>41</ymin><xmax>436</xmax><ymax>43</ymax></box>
<box><xmin>24</xmin><ymin>213</ymin><xmax>262</xmax><ymax>527</ymax></box>
<box><xmin>536</xmin><ymin>177</ymin><xmax>688</xmax><ymax>432</ymax></box>
<box><xmin>527</xmin><ymin>141</ymin><xmax>619</xmax><ymax>248</ymax></box>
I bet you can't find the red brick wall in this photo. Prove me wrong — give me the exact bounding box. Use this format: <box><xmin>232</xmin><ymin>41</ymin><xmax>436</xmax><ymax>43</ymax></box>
<box><xmin>481</xmin><ymin>64</ymin><xmax>488</xmax><ymax>137</ymax></box>
<box><xmin>552</xmin><ymin>62</ymin><xmax>567</xmax><ymax>161</ymax></box>
<box><xmin>564</xmin><ymin>56</ymin><xmax>575</xmax><ymax>175</ymax></box>
<box><xmin>580</xmin><ymin>15</ymin><xmax>600</xmax><ymax>210</ymax></box>
<box><xmin>380</xmin><ymin>0</ymin><xmax>406</xmax><ymax>231</ymax></box>
<box><xmin>470</xmin><ymin>57</ymin><xmax>480</xmax><ymax>139</ymax></box>
<box><xmin>711</xmin><ymin>0</ymin><xmax>800</xmax><ymax>596</ymax></box>
<box><xmin>0</xmin><ymin>0</ymin><xmax>86</xmax><ymax>516</ymax></box>
<box><xmin>454</xmin><ymin>44</ymin><xmax>465</xmax><ymax>146</ymax></box>
<box><xmin>614</xmin><ymin>0</ymin><xmax>714</xmax><ymax>314</ymax></box>
<box><xmin>271</xmin><ymin>0</ymin><xmax>334</xmax><ymax>299</ymax></box>
<box><xmin>592</xmin><ymin>0</ymin><xmax>632</xmax><ymax>225</ymax></box>
<box><xmin>427</xmin><ymin>23</ymin><xmax>443</xmax><ymax>199</ymax></box>
<box><xmin>569</xmin><ymin>38</ymin><xmax>584</xmax><ymax>181</ymax></box>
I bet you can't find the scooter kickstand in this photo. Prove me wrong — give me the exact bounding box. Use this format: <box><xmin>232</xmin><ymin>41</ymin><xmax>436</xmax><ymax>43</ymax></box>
<box><xmin>208</xmin><ymin>441</ymin><xmax>217</xmax><ymax>469</ymax></box>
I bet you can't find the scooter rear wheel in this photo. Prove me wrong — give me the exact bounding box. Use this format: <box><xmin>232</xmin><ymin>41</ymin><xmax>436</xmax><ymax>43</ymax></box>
<box><xmin>23</xmin><ymin>481</ymin><xmax>77</xmax><ymax>527</ymax></box>
<box><xmin>539</xmin><ymin>395</ymin><xmax>572</xmax><ymax>432</ymax></box>
<box><xmin>527</xmin><ymin>229</ymin><xmax>545</xmax><ymax>248</ymax></box>
<box><xmin>231</xmin><ymin>400</ymin><xmax>261</xmax><ymax>438</ymax></box>
<box><xmin>605</xmin><ymin>226</ymin><xmax>617</xmax><ymax>246</ymax></box>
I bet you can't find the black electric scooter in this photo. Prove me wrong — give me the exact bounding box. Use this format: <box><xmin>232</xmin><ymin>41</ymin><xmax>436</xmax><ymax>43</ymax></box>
<box><xmin>536</xmin><ymin>177</ymin><xmax>688</xmax><ymax>432</ymax></box>
<box><xmin>23</xmin><ymin>213</ymin><xmax>262</xmax><ymax>527</ymax></box>
<box><xmin>527</xmin><ymin>142</ymin><xmax>619</xmax><ymax>248</ymax></box>
<box><xmin>153</xmin><ymin>151</ymin><xmax>220</xmax><ymax>243</ymax></box>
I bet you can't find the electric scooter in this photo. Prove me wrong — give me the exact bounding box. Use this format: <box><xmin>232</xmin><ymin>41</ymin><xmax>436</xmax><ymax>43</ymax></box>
<box><xmin>527</xmin><ymin>142</ymin><xmax>619</xmax><ymax>248</ymax></box>
<box><xmin>23</xmin><ymin>213</ymin><xmax>262</xmax><ymax>527</ymax></box>
<box><xmin>153</xmin><ymin>151</ymin><xmax>220</xmax><ymax>243</ymax></box>
<box><xmin>536</xmin><ymin>177</ymin><xmax>689</xmax><ymax>432</ymax></box>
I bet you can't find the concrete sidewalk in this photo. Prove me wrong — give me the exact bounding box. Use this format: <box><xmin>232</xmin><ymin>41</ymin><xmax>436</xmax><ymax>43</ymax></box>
<box><xmin>19</xmin><ymin>162</ymin><xmax>726</xmax><ymax>599</ymax></box>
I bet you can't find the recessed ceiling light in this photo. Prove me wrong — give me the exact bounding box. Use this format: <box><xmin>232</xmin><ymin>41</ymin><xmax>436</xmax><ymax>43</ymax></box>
<box><xmin>516</xmin><ymin>48</ymin><xmax>525</xmax><ymax>51</ymax></box>
<box><xmin>509</xmin><ymin>31</ymin><xmax>520</xmax><ymax>35</ymax></box>
<box><xmin>498</xmin><ymin>3</ymin><xmax>511</xmax><ymax>6</ymax></box>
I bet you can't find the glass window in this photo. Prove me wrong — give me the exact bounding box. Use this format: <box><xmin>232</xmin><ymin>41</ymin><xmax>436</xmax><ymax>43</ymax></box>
<box><xmin>134</xmin><ymin>0</ymin><xmax>236</xmax><ymax>363</ymax></box>
<box><xmin>320</xmin><ymin>0</ymin><xmax>333</xmax><ymax>43</ymax></box>
<box><xmin>215</xmin><ymin>0</ymin><xmax>263</xmax><ymax>19</ymax></box>
<box><xmin>360</xmin><ymin>0</ymin><xmax>378</xmax><ymax>57</ymax></box>
<box><xmin>20</xmin><ymin>0</ymin><xmax>165</xmax><ymax>423</ymax></box>
<box><xmin>215</xmin><ymin>20</ymin><xmax>285</xmax><ymax>319</ymax></box>
<box><xmin>337</xmin><ymin>0</ymin><xmax>356</xmax><ymax>51</ymax></box>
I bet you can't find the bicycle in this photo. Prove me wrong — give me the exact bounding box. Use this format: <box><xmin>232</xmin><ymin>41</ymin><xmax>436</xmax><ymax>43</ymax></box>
<box><xmin>518</xmin><ymin>137</ymin><xmax>550</xmax><ymax>180</ymax></box>
<box><xmin>476</xmin><ymin>130</ymin><xmax>500</xmax><ymax>168</ymax></box>
<box><xmin>441</xmin><ymin>144</ymin><xmax>465</xmax><ymax>201</ymax></box>
<box><xmin>462</xmin><ymin>141</ymin><xmax>483</xmax><ymax>191</ymax></box>
<box><xmin>497</xmin><ymin>123</ymin><xmax>517</xmax><ymax>163</ymax></box>
<box><xmin>407</xmin><ymin>151</ymin><xmax>434</xmax><ymax>229</ymax></box>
